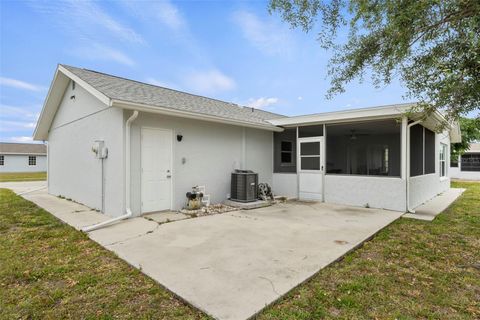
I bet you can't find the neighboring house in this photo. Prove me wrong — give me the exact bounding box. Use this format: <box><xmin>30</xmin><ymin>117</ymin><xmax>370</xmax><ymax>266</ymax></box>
<box><xmin>33</xmin><ymin>65</ymin><xmax>461</xmax><ymax>217</ymax></box>
<box><xmin>0</xmin><ymin>142</ymin><xmax>47</xmax><ymax>173</ymax></box>
<box><xmin>449</xmin><ymin>143</ymin><xmax>480</xmax><ymax>180</ymax></box>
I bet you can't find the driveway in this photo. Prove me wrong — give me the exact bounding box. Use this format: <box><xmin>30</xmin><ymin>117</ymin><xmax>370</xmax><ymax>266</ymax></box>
<box><xmin>2</xmin><ymin>182</ymin><xmax>403</xmax><ymax>320</ymax></box>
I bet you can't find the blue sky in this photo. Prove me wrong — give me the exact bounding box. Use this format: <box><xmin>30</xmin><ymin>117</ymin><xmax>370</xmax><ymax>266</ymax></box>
<box><xmin>0</xmin><ymin>0</ymin><xmax>409</xmax><ymax>143</ymax></box>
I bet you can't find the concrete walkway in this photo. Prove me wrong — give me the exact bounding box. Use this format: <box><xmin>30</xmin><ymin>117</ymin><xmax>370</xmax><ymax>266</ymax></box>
<box><xmin>2</xmin><ymin>181</ymin><xmax>404</xmax><ymax>320</ymax></box>
<box><xmin>403</xmin><ymin>188</ymin><xmax>466</xmax><ymax>221</ymax></box>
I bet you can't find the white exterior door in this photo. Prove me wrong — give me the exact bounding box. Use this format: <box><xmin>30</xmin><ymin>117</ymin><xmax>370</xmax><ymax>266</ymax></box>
<box><xmin>298</xmin><ymin>137</ymin><xmax>324</xmax><ymax>201</ymax></box>
<box><xmin>141</xmin><ymin>128</ymin><xmax>172</xmax><ymax>213</ymax></box>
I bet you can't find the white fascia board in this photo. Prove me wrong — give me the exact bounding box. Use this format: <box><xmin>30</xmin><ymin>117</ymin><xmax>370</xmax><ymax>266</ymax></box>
<box><xmin>449</xmin><ymin>121</ymin><xmax>462</xmax><ymax>143</ymax></box>
<box><xmin>33</xmin><ymin>67</ymin><xmax>67</xmax><ymax>141</ymax></box>
<box><xmin>111</xmin><ymin>99</ymin><xmax>284</xmax><ymax>132</ymax></box>
<box><xmin>57</xmin><ymin>65</ymin><xmax>111</xmax><ymax>106</ymax></box>
<box><xmin>33</xmin><ymin>65</ymin><xmax>112</xmax><ymax>141</ymax></box>
<box><xmin>268</xmin><ymin>104</ymin><xmax>413</xmax><ymax>127</ymax></box>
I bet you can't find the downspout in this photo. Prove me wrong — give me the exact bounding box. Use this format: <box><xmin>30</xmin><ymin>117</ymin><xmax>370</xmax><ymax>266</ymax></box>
<box><xmin>83</xmin><ymin>110</ymin><xmax>139</xmax><ymax>232</ymax></box>
<box><xmin>406</xmin><ymin>119</ymin><xmax>422</xmax><ymax>213</ymax></box>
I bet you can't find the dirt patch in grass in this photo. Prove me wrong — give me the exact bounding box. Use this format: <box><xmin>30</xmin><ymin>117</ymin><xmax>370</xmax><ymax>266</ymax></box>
<box><xmin>258</xmin><ymin>181</ymin><xmax>480</xmax><ymax>319</ymax></box>
<box><xmin>0</xmin><ymin>172</ymin><xmax>47</xmax><ymax>182</ymax></box>
<box><xmin>0</xmin><ymin>188</ymin><xmax>209</xmax><ymax>319</ymax></box>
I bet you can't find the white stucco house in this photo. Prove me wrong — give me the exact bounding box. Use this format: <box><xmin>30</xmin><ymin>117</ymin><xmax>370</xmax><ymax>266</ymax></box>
<box><xmin>33</xmin><ymin>65</ymin><xmax>461</xmax><ymax>220</ymax></box>
<box><xmin>449</xmin><ymin>142</ymin><xmax>480</xmax><ymax>180</ymax></box>
<box><xmin>0</xmin><ymin>142</ymin><xmax>47</xmax><ymax>173</ymax></box>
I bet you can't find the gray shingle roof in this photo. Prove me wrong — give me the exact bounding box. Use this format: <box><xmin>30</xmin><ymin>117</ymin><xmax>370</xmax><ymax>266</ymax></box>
<box><xmin>0</xmin><ymin>142</ymin><xmax>47</xmax><ymax>155</ymax></box>
<box><xmin>62</xmin><ymin>65</ymin><xmax>285</xmax><ymax>126</ymax></box>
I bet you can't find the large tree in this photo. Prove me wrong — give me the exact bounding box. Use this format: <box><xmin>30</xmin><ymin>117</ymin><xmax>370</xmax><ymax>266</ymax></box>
<box><xmin>269</xmin><ymin>0</ymin><xmax>480</xmax><ymax>123</ymax></box>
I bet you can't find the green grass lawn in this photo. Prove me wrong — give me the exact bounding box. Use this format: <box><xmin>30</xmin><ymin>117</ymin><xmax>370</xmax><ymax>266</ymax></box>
<box><xmin>0</xmin><ymin>182</ymin><xmax>478</xmax><ymax>319</ymax></box>
<box><xmin>259</xmin><ymin>181</ymin><xmax>480</xmax><ymax>319</ymax></box>
<box><xmin>0</xmin><ymin>172</ymin><xmax>47</xmax><ymax>182</ymax></box>
<box><xmin>0</xmin><ymin>188</ymin><xmax>208</xmax><ymax>320</ymax></box>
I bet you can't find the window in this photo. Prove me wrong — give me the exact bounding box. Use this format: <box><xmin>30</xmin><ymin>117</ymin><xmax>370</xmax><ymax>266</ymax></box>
<box><xmin>439</xmin><ymin>144</ymin><xmax>447</xmax><ymax>177</ymax></box>
<box><xmin>461</xmin><ymin>153</ymin><xmax>480</xmax><ymax>171</ymax></box>
<box><xmin>0</xmin><ymin>155</ymin><xmax>4</xmax><ymax>166</ymax></box>
<box><xmin>280</xmin><ymin>141</ymin><xmax>293</xmax><ymax>164</ymax></box>
<box><xmin>326</xmin><ymin>119</ymin><xmax>401</xmax><ymax>176</ymax></box>
<box><xmin>298</xmin><ymin>125</ymin><xmax>323</xmax><ymax>138</ymax></box>
<box><xmin>274</xmin><ymin>128</ymin><xmax>297</xmax><ymax>173</ymax></box>
<box><xmin>28</xmin><ymin>156</ymin><xmax>36</xmax><ymax>166</ymax></box>
<box><xmin>300</xmin><ymin>141</ymin><xmax>321</xmax><ymax>170</ymax></box>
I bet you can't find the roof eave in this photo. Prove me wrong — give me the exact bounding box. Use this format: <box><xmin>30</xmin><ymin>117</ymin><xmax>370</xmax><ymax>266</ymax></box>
<box><xmin>268</xmin><ymin>105</ymin><xmax>412</xmax><ymax>127</ymax></box>
<box><xmin>111</xmin><ymin>99</ymin><xmax>284</xmax><ymax>132</ymax></box>
<box><xmin>33</xmin><ymin>65</ymin><xmax>111</xmax><ymax>141</ymax></box>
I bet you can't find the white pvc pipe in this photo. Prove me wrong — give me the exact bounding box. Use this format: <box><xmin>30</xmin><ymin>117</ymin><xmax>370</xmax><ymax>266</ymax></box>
<box><xmin>83</xmin><ymin>110</ymin><xmax>138</xmax><ymax>232</ymax></box>
<box><xmin>406</xmin><ymin>119</ymin><xmax>422</xmax><ymax>213</ymax></box>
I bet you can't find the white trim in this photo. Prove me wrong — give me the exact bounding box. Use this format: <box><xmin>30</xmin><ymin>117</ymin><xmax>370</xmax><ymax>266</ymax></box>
<box><xmin>34</xmin><ymin>65</ymin><xmax>112</xmax><ymax>141</ymax></box>
<box><xmin>297</xmin><ymin>136</ymin><xmax>324</xmax><ymax>201</ymax></box>
<box><xmin>33</xmin><ymin>67</ymin><xmax>61</xmax><ymax>140</ymax></box>
<box><xmin>296</xmin><ymin>127</ymin><xmax>299</xmax><ymax>197</ymax></box>
<box><xmin>58</xmin><ymin>65</ymin><xmax>111</xmax><ymax>106</ymax></box>
<box><xmin>406</xmin><ymin>119</ymin><xmax>423</xmax><ymax>213</ymax></box>
<box><xmin>112</xmin><ymin>100</ymin><xmax>283</xmax><ymax>132</ymax></box>
<box><xmin>401</xmin><ymin>116</ymin><xmax>407</xmax><ymax>180</ymax></box>
<box><xmin>322</xmin><ymin>124</ymin><xmax>326</xmax><ymax>201</ymax></box>
<box><xmin>297</xmin><ymin>136</ymin><xmax>323</xmax><ymax>173</ymax></box>
<box><xmin>140</xmin><ymin>126</ymin><xmax>174</xmax><ymax>213</ymax></box>
<box><xmin>439</xmin><ymin>142</ymin><xmax>448</xmax><ymax>178</ymax></box>
<box><xmin>269</xmin><ymin>104</ymin><xmax>414</xmax><ymax>126</ymax></box>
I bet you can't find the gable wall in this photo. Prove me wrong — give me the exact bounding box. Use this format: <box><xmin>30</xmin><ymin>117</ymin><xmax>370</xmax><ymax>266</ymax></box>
<box><xmin>47</xmin><ymin>81</ymin><xmax>125</xmax><ymax>216</ymax></box>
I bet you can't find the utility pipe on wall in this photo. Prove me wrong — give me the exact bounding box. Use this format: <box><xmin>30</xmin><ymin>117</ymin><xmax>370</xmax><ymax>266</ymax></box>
<box><xmin>406</xmin><ymin>119</ymin><xmax>422</xmax><ymax>213</ymax></box>
<box><xmin>83</xmin><ymin>110</ymin><xmax>139</xmax><ymax>232</ymax></box>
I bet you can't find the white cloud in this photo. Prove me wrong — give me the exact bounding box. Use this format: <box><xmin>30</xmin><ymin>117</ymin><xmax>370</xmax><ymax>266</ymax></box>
<box><xmin>154</xmin><ymin>0</ymin><xmax>186</xmax><ymax>31</ymax></box>
<box><xmin>31</xmin><ymin>0</ymin><xmax>144</xmax><ymax>44</ymax></box>
<box><xmin>73</xmin><ymin>44</ymin><xmax>135</xmax><ymax>66</ymax></box>
<box><xmin>0</xmin><ymin>104</ymin><xmax>39</xmax><ymax>118</ymax></box>
<box><xmin>120</xmin><ymin>0</ymin><xmax>186</xmax><ymax>32</ymax></box>
<box><xmin>184</xmin><ymin>70</ymin><xmax>236</xmax><ymax>93</ymax></box>
<box><xmin>246</xmin><ymin>97</ymin><xmax>279</xmax><ymax>109</ymax></box>
<box><xmin>233</xmin><ymin>10</ymin><xmax>294</xmax><ymax>56</ymax></box>
<box><xmin>0</xmin><ymin>77</ymin><xmax>44</xmax><ymax>92</ymax></box>
<box><xmin>0</xmin><ymin>120</ymin><xmax>37</xmax><ymax>132</ymax></box>
<box><xmin>297</xmin><ymin>96</ymin><xmax>303</xmax><ymax>100</ymax></box>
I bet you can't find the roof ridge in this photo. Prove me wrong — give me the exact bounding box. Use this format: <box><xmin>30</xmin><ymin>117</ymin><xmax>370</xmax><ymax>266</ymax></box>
<box><xmin>61</xmin><ymin>64</ymin><xmax>249</xmax><ymax>111</ymax></box>
<box><xmin>243</xmin><ymin>107</ymin><xmax>285</xmax><ymax>118</ymax></box>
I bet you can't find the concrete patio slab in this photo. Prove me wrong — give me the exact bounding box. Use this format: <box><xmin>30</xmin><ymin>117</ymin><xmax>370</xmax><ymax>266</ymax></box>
<box><xmin>403</xmin><ymin>188</ymin><xmax>466</xmax><ymax>221</ymax></box>
<box><xmin>102</xmin><ymin>202</ymin><xmax>403</xmax><ymax>320</ymax></box>
<box><xmin>2</xmin><ymin>182</ymin><xmax>404</xmax><ymax>320</ymax></box>
<box><xmin>144</xmin><ymin>211</ymin><xmax>189</xmax><ymax>224</ymax></box>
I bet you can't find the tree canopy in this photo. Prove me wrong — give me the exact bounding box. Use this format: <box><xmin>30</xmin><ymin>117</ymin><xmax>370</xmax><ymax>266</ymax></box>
<box><xmin>269</xmin><ymin>0</ymin><xmax>480</xmax><ymax>123</ymax></box>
